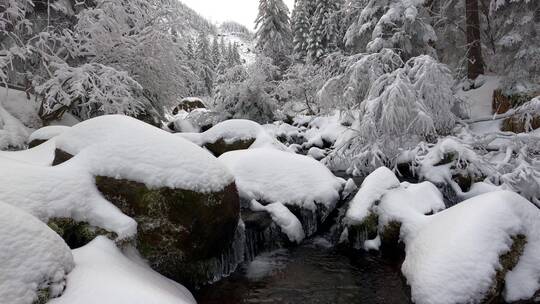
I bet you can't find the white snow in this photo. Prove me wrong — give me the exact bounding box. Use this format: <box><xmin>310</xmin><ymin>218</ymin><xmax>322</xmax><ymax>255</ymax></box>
<box><xmin>0</xmin><ymin>201</ymin><xmax>74</xmax><ymax>304</ymax></box>
<box><xmin>342</xmin><ymin>178</ymin><xmax>359</xmax><ymax>199</ymax></box>
<box><xmin>345</xmin><ymin>167</ymin><xmax>400</xmax><ymax>225</ymax></box>
<box><xmin>219</xmin><ymin>148</ymin><xmax>344</xmax><ymax>211</ymax></box>
<box><xmin>0</xmin><ymin>115</ymin><xmax>234</xmax><ymax>239</ymax></box>
<box><xmin>54</xmin><ymin>115</ymin><xmax>234</xmax><ymax>192</ymax></box>
<box><xmin>302</xmin><ymin>114</ymin><xmax>347</xmax><ymax>149</ymax></box>
<box><xmin>49</xmin><ymin>237</ymin><xmax>196</xmax><ymax>304</ymax></box>
<box><xmin>29</xmin><ymin>126</ymin><xmax>70</xmax><ymax>143</ymax></box>
<box><xmin>307</xmin><ymin>147</ymin><xmax>327</xmax><ymax>160</ymax></box>
<box><xmin>251</xmin><ymin>200</ymin><xmax>305</xmax><ymax>243</ymax></box>
<box><xmin>401</xmin><ymin>191</ymin><xmax>540</xmax><ymax>304</ymax></box>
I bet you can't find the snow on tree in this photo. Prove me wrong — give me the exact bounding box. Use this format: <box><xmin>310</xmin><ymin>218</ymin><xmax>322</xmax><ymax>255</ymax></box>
<box><xmin>211</xmin><ymin>36</ymin><xmax>222</xmax><ymax>69</ymax></box>
<box><xmin>328</xmin><ymin>54</ymin><xmax>462</xmax><ymax>174</ymax></box>
<box><xmin>306</xmin><ymin>0</ymin><xmax>341</xmax><ymax>61</ymax></box>
<box><xmin>195</xmin><ymin>32</ymin><xmax>215</xmax><ymax>95</ymax></box>
<box><xmin>345</xmin><ymin>0</ymin><xmax>437</xmax><ymax>60</ymax></box>
<box><xmin>489</xmin><ymin>0</ymin><xmax>540</xmax><ymax>94</ymax></box>
<box><xmin>215</xmin><ymin>56</ymin><xmax>278</xmax><ymax>123</ymax></box>
<box><xmin>36</xmin><ymin>62</ymin><xmax>145</xmax><ymax>120</ymax></box>
<box><xmin>255</xmin><ymin>0</ymin><xmax>293</xmax><ymax>69</ymax></box>
<box><xmin>291</xmin><ymin>0</ymin><xmax>315</xmax><ymax>61</ymax></box>
<box><xmin>317</xmin><ymin>49</ymin><xmax>404</xmax><ymax>110</ymax></box>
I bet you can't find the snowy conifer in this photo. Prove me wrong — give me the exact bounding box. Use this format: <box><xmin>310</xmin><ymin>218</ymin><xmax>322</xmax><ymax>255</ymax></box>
<box><xmin>306</xmin><ymin>0</ymin><xmax>341</xmax><ymax>61</ymax></box>
<box><xmin>345</xmin><ymin>0</ymin><xmax>437</xmax><ymax>60</ymax></box>
<box><xmin>255</xmin><ymin>0</ymin><xmax>293</xmax><ymax>68</ymax></box>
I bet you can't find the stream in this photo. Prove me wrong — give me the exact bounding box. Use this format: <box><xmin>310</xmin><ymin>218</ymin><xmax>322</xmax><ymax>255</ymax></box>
<box><xmin>194</xmin><ymin>237</ymin><xmax>411</xmax><ymax>304</ymax></box>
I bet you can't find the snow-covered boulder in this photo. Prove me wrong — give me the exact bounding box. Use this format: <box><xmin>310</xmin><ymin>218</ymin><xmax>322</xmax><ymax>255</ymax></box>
<box><xmin>1</xmin><ymin>115</ymin><xmax>241</xmax><ymax>286</ymax></box>
<box><xmin>172</xmin><ymin>97</ymin><xmax>206</xmax><ymax>114</ymax></box>
<box><xmin>219</xmin><ymin>148</ymin><xmax>344</xmax><ymax>238</ymax></box>
<box><xmin>402</xmin><ymin>191</ymin><xmax>540</xmax><ymax>304</ymax></box>
<box><xmin>0</xmin><ymin>201</ymin><xmax>74</xmax><ymax>304</ymax></box>
<box><xmin>179</xmin><ymin>119</ymin><xmax>287</xmax><ymax>156</ymax></box>
<box><xmin>49</xmin><ymin>237</ymin><xmax>196</xmax><ymax>304</ymax></box>
<box><xmin>344</xmin><ymin>167</ymin><xmax>445</xmax><ymax>251</ymax></box>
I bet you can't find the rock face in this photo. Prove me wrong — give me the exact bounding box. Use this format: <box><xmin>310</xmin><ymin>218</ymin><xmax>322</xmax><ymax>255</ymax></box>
<box><xmin>95</xmin><ymin>176</ymin><xmax>240</xmax><ymax>287</ymax></box>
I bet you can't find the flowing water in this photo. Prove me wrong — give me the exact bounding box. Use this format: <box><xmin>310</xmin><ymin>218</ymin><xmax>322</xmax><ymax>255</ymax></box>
<box><xmin>195</xmin><ymin>238</ymin><xmax>411</xmax><ymax>304</ymax></box>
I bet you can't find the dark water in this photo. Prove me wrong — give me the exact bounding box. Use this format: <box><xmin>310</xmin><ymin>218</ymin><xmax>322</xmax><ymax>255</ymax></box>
<box><xmin>194</xmin><ymin>238</ymin><xmax>411</xmax><ymax>304</ymax></box>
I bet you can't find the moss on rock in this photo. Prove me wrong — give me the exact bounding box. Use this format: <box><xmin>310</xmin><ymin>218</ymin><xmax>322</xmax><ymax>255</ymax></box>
<box><xmin>95</xmin><ymin>176</ymin><xmax>240</xmax><ymax>287</ymax></box>
<box><xmin>48</xmin><ymin>218</ymin><xmax>116</xmax><ymax>249</ymax></box>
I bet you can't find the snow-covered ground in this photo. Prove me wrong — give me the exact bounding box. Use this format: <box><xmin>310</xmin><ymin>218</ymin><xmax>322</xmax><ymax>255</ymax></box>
<box><xmin>49</xmin><ymin>237</ymin><xmax>196</xmax><ymax>304</ymax></box>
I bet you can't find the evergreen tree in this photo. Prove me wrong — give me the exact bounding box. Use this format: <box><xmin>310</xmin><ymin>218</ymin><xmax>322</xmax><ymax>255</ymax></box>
<box><xmin>255</xmin><ymin>0</ymin><xmax>293</xmax><ymax>69</ymax></box>
<box><xmin>196</xmin><ymin>32</ymin><xmax>215</xmax><ymax>95</ymax></box>
<box><xmin>186</xmin><ymin>37</ymin><xmax>196</xmax><ymax>60</ymax></box>
<box><xmin>211</xmin><ymin>36</ymin><xmax>222</xmax><ymax>68</ymax></box>
<box><xmin>306</xmin><ymin>0</ymin><xmax>341</xmax><ymax>62</ymax></box>
<box><xmin>291</xmin><ymin>0</ymin><xmax>314</xmax><ymax>61</ymax></box>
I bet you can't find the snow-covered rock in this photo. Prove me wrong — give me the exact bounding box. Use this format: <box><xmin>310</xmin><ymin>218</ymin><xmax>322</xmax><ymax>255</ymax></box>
<box><xmin>402</xmin><ymin>191</ymin><xmax>540</xmax><ymax>304</ymax></box>
<box><xmin>28</xmin><ymin>125</ymin><xmax>70</xmax><ymax>147</ymax></box>
<box><xmin>1</xmin><ymin>115</ymin><xmax>242</xmax><ymax>286</ymax></box>
<box><xmin>0</xmin><ymin>201</ymin><xmax>74</xmax><ymax>304</ymax></box>
<box><xmin>49</xmin><ymin>237</ymin><xmax>196</xmax><ymax>304</ymax></box>
<box><xmin>179</xmin><ymin>119</ymin><xmax>287</xmax><ymax>156</ymax></box>
<box><xmin>344</xmin><ymin>167</ymin><xmax>445</xmax><ymax>250</ymax></box>
<box><xmin>219</xmin><ymin>148</ymin><xmax>344</xmax><ymax>237</ymax></box>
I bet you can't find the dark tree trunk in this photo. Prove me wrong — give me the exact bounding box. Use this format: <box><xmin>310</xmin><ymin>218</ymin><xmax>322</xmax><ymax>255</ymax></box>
<box><xmin>466</xmin><ymin>0</ymin><xmax>485</xmax><ymax>80</ymax></box>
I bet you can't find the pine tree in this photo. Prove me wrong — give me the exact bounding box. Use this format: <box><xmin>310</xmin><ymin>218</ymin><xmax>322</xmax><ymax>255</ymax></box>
<box><xmin>196</xmin><ymin>32</ymin><xmax>215</xmax><ymax>95</ymax></box>
<box><xmin>306</xmin><ymin>0</ymin><xmax>341</xmax><ymax>61</ymax></box>
<box><xmin>186</xmin><ymin>37</ymin><xmax>196</xmax><ymax>60</ymax></box>
<box><xmin>255</xmin><ymin>0</ymin><xmax>293</xmax><ymax>69</ymax></box>
<box><xmin>291</xmin><ymin>0</ymin><xmax>314</xmax><ymax>61</ymax></box>
<box><xmin>211</xmin><ymin>36</ymin><xmax>222</xmax><ymax>68</ymax></box>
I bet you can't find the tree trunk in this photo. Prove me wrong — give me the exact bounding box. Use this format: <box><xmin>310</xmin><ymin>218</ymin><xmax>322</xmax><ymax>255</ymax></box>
<box><xmin>465</xmin><ymin>0</ymin><xmax>485</xmax><ymax>80</ymax></box>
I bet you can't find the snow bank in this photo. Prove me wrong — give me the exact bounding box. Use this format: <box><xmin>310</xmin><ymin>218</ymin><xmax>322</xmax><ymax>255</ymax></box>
<box><xmin>402</xmin><ymin>191</ymin><xmax>540</xmax><ymax>304</ymax></box>
<box><xmin>29</xmin><ymin>126</ymin><xmax>71</xmax><ymax>143</ymax></box>
<box><xmin>219</xmin><ymin>148</ymin><xmax>344</xmax><ymax>211</ymax></box>
<box><xmin>55</xmin><ymin>115</ymin><xmax>233</xmax><ymax>192</ymax></box>
<box><xmin>345</xmin><ymin>167</ymin><xmax>400</xmax><ymax>225</ymax></box>
<box><xmin>251</xmin><ymin>200</ymin><xmax>305</xmax><ymax>243</ymax></box>
<box><xmin>0</xmin><ymin>104</ymin><xmax>30</xmax><ymax>150</ymax></box>
<box><xmin>0</xmin><ymin>201</ymin><xmax>74</xmax><ymax>304</ymax></box>
<box><xmin>49</xmin><ymin>237</ymin><xmax>196</xmax><ymax>304</ymax></box>
<box><xmin>0</xmin><ymin>156</ymin><xmax>137</xmax><ymax>239</ymax></box>
<box><xmin>0</xmin><ymin>115</ymin><xmax>234</xmax><ymax>239</ymax></box>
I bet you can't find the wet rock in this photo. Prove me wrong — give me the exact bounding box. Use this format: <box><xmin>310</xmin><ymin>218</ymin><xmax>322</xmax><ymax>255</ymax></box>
<box><xmin>483</xmin><ymin>234</ymin><xmax>527</xmax><ymax>303</ymax></box>
<box><xmin>48</xmin><ymin>218</ymin><xmax>116</xmax><ymax>249</ymax></box>
<box><xmin>205</xmin><ymin>138</ymin><xmax>256</xmax><ymax>157</ymax></box>
<box><xmin>52</xmin><ymin>148</ymin><xmax>74</xmax><ymax>166</ymax></box>
<box><xmin>347</xmin><ymin>212</ymin><xmax>379</xmax><ymax>250</ymax></box>
<box><xmin>95</xmin><ymin>176</ymin><xmax>240</xmax><ymax>287</ymax></box>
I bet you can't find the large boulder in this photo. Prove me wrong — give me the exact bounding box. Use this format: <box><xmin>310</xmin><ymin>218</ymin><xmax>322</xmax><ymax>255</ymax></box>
<box><xmin>219</xmin><ymin>148</ymin><xmax>344</xmax><ymax>239</ymax></box>
<box><xmin>96</xmin><ymin>176</ymin><xmax>240</xmax><ymax>286</ymax></box>
<box><xmin>2</xmin><ymin>115</ymin><xmax>242</xmax><ymax>287</ymax></box>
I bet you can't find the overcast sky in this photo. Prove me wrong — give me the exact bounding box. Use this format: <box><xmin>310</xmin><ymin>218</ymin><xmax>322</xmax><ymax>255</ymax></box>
<box><xmin>180</xmin><ymin>0</ymin><xmax>295</xmax><ymax>30</ymax></box>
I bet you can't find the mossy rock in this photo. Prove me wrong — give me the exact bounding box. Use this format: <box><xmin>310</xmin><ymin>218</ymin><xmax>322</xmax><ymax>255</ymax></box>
<box><xmin>483</xmin><ymin>234</ymin><xmax>527</xmax><ymax>303</ymax></box>
<box><xmin>204</xmin><ymin>138</ymin><xmax>256</xmax><ymax>157</ymax></box>
<box><xmin>347</xmin><ymin>212</ymin><xmax>379</xmax><ymax>249</ymax></box>
<box><xmin>95</xmin><ymin>176</ymin><xmax>240</xmax><ymax>286</ymax></box>
<box><xmin>48</xmin><ymin>218</ymin><xmax>116</xmax><ymax>249</ymax></box>
<box><xmin>380</xmin><ymin>221</ymin><xmax>405</xmax><ymax>256</ymax></box>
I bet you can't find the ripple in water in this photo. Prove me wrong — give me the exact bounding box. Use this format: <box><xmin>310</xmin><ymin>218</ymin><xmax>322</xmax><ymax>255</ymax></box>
<box><xmin>195</xmin><ymin>239</ymin><xmax>411</xmax><ymax>304</ymax></box>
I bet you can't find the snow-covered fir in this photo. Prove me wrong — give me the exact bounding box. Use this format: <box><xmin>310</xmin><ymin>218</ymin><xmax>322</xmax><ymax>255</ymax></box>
<box><xmin>0</xmin><ymin>0</ymin><xmax>539</xmax><ymax>303</ymax></box>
